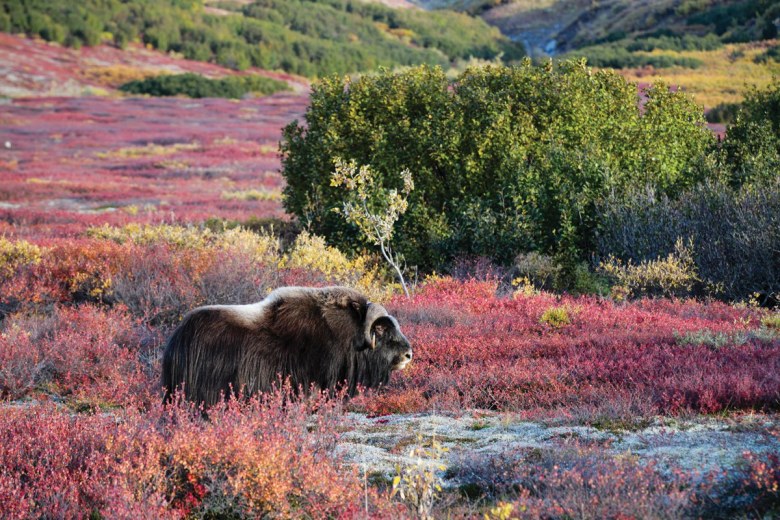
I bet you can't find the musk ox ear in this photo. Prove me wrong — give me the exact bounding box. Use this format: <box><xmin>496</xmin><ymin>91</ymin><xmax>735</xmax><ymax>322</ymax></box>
<box><xmin>350</xmin><ymin>299</ymin><xmax>367</xmax><ymax>323</ymax></box>
<box><xmin>361</xmin><ymin>302</ymin><xmax>389</xmax><ymax>350</ymax></box>
<box><xmin>370</xmin><ymin>316</ymin><xmax>395</xmax><ymax>339</ymax></box>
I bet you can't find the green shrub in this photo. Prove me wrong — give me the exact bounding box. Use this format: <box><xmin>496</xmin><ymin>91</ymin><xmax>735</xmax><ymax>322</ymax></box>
<box><xmin>675</xmin><ymin>327</ymin><xmax>779</xmax><ymax>348</ymax></box>
<box><xmin>687</xmin><ymin>0</ymin><xmax>778</xmax><ymax>40</ymax></box>
<box><xmin>626</xmin><ymin>34</ymin><xmax>722</xmax><ymax>52</ymax></box>
<box><xmin>119</xmin><ymin>73</ymin><xmax>289</xmax><ymax>99</ymax></box>
<box><xmin>722</xmin><ymin>80</ymin><xmax>780</xmax><ymax>186</ymax></box>
<box><xmin>674</xmin><ymin>329</ymin><xmax>746</xmax><ymax>349</ymax></box>
<box><xmin>597</xmin><ymin>179</ymin><xmax>780</xmax><ymax>301</ymax></box>
<box><xmin>512</xmin><ymin>252</ymin><xmax>560</xmax><ymax>292</ymax></box>
<box><xmin>564</xmin><ymin>45</ymin><xmax>704</xmax><ymax>69</ymax></box>
<box><xmin>600</xmin><ymin>238</ymin><xmax>702</xmax><ymax>300</ymax></box>
<box><xmin>754</xmin><ymin>44</ymin><xmax>780</xmax><ymax>64</ymax></box>
<box><xmin>281</xmin><ymin>61</ymin><xmax>713</xmax><ymax>273</ymax></box>
<box><xmin>706</xmin><ymin>102</ymin><xmax>742</xmax><ymax>124</ymax></box>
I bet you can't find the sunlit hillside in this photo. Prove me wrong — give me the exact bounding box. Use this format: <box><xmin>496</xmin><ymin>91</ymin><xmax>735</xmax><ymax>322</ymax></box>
<box><xmin>420</xmin><ymin>0</ymin><xmax>780</xmax><ymax>57</ymax></box>
<box><xmin>616</xmin><ymin>40</ymin><xmax>780</xmax><ymax>109</ymax></box>
<box><xmin>0</xmin><ymin>0</ymin><xmax>524</xmax><ymax>77</ymax></box>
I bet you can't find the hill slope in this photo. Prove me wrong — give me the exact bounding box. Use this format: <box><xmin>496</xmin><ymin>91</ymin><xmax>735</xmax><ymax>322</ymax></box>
<box><xmin>416</xmin><ymin>0</ymin><xmax>779</xmax><ymax>56</ymax></box>
<box><xmin>0</xmin><ymin>0</ymin><xmax>524</xmax><ymax>77</ymax></box>
<box><xmin>0</xmin><ymin>32</ymin><xmax>306</xmax><ymax>98</ymax></box>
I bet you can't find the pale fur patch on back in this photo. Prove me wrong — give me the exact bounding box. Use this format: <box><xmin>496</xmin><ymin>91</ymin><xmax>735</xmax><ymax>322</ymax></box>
<box><xmin>202</xmin><ymin>287</ymin><xmax>310</xmax><ymax>328</ymax></box>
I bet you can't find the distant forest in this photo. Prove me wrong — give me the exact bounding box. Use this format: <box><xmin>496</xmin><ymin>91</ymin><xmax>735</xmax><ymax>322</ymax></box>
<box><xmin>0</xmin><ymin>0</ymin><xmax>525</xmax><ymax>77</ymax></box>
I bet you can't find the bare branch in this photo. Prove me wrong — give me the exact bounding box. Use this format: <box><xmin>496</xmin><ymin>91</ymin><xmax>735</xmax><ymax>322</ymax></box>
<box><xmin>331</xmin><ymin>158</ymin><xmax>413</xmax><ymax>297</ymax></box>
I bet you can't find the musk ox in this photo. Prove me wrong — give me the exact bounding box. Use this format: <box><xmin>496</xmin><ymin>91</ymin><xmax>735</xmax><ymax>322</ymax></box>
<box><xmin>162</xmin><ymin>286</ymin><xmax>412</xmax><ymax>406</ymax></box>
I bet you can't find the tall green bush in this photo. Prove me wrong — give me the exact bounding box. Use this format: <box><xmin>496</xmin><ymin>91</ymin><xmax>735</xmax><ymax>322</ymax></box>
<box><xmin>722</xmin><ymin>80</ymin><xmax>780</xmax><ymax>187</ymax></box>
<box><xmin>281</xmin><ymin>61</ymin><xmax>714</xmax><ymax>272</ymax></box>
<box><xmin>564</xmin><ymin>45</ymin><xmax>704</xmax><ymax>69</ymax></box>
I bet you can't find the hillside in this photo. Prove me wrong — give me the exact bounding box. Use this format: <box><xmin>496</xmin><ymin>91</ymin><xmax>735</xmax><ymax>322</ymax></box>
<box><xmin>0</xmin><ymin>0</ymin><xmax>524</xmax><ymax>78</ymax></box>
<box><xmin>409</xmin><ymin>1</ymin><xmax>778</xmax><ymax>55</ymax></box>
<box><xmin>619</xmin><ymin>39</ymin><xmax>780</xmax><ymax>110</ymax></box>
<box><xmin>395</xmin><ymin>0</ymin><xmax>780</xmax><ymax>111</ymax></box>
<box><xmin>0</xmin><ymin>33</ymin><xmax>306</xmax><ymax>98</ymax></box>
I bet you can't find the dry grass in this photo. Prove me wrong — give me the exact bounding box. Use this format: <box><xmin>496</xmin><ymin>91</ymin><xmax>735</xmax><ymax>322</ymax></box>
<box><xmin>81</xmin><ymin>65</ymin><xmax>159</xmax><ymax>88</ymax></box>
<box><xmin>618</xmin><ymin>40</ymin><xmax>780</xmax><ymax>109</ymax></box>
<box><xmin>96</xmin><ymin>142</ymin><xmax>201</xmax><ymax>159</ymax></box>
<box><xmin>220</xmin><ymin>189</ymin><xmax>282</xmax><ymax>202</ymax></box>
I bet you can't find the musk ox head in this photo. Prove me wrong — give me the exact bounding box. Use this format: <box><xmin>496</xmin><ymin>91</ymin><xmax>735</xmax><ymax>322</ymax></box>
<box><xmin>361</xmin><ymin>301</ymin><xmax>413</xmax><ymax>371</ymax></box>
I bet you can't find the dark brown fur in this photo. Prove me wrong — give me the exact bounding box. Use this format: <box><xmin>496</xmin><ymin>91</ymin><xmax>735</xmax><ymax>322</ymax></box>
<box><xmin>161</xmin><ymin>286</ymin><xmax>412</xmax><ymax>406</ymax></box>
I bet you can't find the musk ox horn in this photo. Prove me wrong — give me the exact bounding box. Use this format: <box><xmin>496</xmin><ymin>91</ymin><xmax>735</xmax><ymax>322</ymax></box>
<box><xmin>364</xmin><ymin>301</ymin><xmax>389</xmax><ymax>349</ymax></box>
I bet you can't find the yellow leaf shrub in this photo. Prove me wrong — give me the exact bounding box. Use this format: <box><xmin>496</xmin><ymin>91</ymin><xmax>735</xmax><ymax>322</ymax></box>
<box><xmin>281</xmin><ymin>231</ymin><xmax>388</xmax><ymax>300</ymax></box>
<box><xmin>87</xmin><ymin>223</ymin><xmax>213</xmax><ymax>249</ymax></box>
<box><xmin>600</xmin><ymin>238</ymin><xmax>702</xmax><ymax>299</ymax></box>
<box><xmin>0</xmin><ymin>237</ymin><xmax>43</xmax><ymax>278</ymax></box>
<box><xmin>539</xmin><ymin>306</ymin><xmax>571</xmax><ymax>328</ymax></box>
<box><xmin>217</xmin><ymin>228</ymin><xmax>280</xmax><ymax>265</ymax></box>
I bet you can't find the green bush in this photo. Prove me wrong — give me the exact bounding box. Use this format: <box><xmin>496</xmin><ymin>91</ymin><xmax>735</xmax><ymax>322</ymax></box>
<box><xmin>753</xmin><ymin>44</ymin><xmax>780</xmax><ymax>64</ymax></box>
<box><xmin>600</xmin><ymin>238</ymin><xmax>702</xmax><ymax>299</ymax></box>
<box><xmin>597</xmin><ymin>179</ymin><xmax>780</xmax><ymax>301</ymax></box>
<box><xmin>626</xmin><ymin>34</ymin><xmax>722</xmax><ymax>52</ymax></box>
<box><xmin>722</xmin><ymin>80</ymin><xmax>780</xmax><ymax>186</ymax></box>
<box><xmin>687</xmin><ymin>0</ymin><xmax>777</xmax><ymax>40</ymax></box>
<box><xmin>706</xmin><ymin>102</ymin><xmax>742</xmax><ymax>124</ymax></box>
<box><xmin>119</xmin><ymin>73</ymin><xmax>289</xmax><ymax>98</ymax></box>
<box><xmin>281</xmin><ymin>61</ymin><xmax>713</xmax><ymax>273</ymax></box>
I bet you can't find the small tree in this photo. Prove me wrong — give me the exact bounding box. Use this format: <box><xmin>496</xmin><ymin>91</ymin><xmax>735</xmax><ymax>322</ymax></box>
<box><xmin>330</xmin><ymin>158</ymin><xmax>414</xmax><ymax>297</ymax></box>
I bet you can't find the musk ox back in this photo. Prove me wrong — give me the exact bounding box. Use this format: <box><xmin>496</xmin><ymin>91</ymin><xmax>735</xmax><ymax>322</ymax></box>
<box><xmin>162</xmin><ymin>286</ymin><xmax>412</xmax><ymax>406</ymax></box>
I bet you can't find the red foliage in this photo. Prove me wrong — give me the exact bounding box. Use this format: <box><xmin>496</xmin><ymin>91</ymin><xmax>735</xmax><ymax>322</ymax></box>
<box><xmin>0</xmin><ymin>396</ymin><xmax>400</xmax><ymax>519</ymax></box>
<box><xmin>0</xmin><ymin>90</ymin><xmax>306</xmax><ymax>239</ymax></box>
<box><xmin>0</xmin><ymin>33</ymin><xmax>306</xmax><ymax>97</ymax></box>
<box><xmin>743</xmin><ymin>447</ymin><xmax>780</xmax><ymax>505</ymax></box>
<box><xmin>491</xmin><ymin>448</ymin><xmax>696</xmax><ymax>519</ymax></box>
<box><xmin>0</xmin><ymin>305</ymin><xmax>155</xmax><ymax>406</ymax></box>
<box><xmin>365</xmin><ymin>278</ymin><xmax>780</xmax><ymax>419</ymax></box>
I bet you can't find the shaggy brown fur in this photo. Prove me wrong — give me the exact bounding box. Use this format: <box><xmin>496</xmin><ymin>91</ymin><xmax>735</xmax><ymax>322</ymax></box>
<box><xmin>162</xmin><ymin>286</ymin><xmax>412</xmax><ymax>406</ymax></box>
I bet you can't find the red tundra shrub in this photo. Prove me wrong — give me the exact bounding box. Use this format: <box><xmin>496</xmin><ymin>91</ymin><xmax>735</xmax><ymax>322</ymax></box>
<box><xmin>111</xmin><ymin>240</ymin><xmax>281</xmax><ymax>325</ymax></box>
<box><xmin>0</xmin><ymin>404</ymin><xmax>174</xmax><ymax>520</ymax></box>
<box><xmin>0</xmin><ymin>395</ymin><xmax>400</xmax><ymax>519</ymax></box>
<box><xmin>375</xmin><ymin>277</ymin><xmax>779</xmax><ymax>419</ymax></box>
<box><xmin>0</xmin><ymin>326</ymin><xmax>40</xmax><ymax>400</ymax></box>
<box><xmin>42</xmin><ymin>305</ymin><xmax>154</xmax><ymax>406</ymax></box>
<box><xmin>160</xmin><ymin>392</ymin><xmax>399</xmax><ymax>518</ymax></box>
<box><xmin>0</xmin><ymin>305</ymin><xmax>155</xmax><ymax>406</ymax></box>
<box><xmin>110</xmin><ymin>242</ymin><xmax>211</xmax><ymax>325</ymax></box>
<box><xmin>0</xmin><ymin>238</ymin><xmax>129</xmax><ymax>311</ymax></box>
<box><xmin>742</xmin><ymin>449</ymin><xmax>780</xmax><ymax>511</ymax></box>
